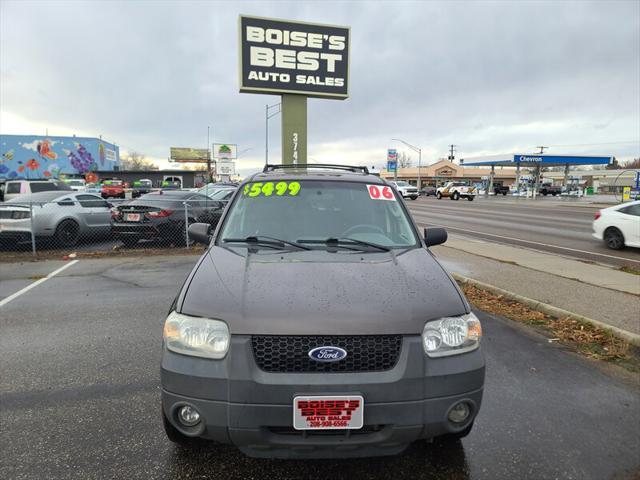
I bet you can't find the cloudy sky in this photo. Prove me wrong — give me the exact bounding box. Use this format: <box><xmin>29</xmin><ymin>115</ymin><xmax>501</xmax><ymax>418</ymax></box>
<box><xmin>1</xmin><ymin>0</ymin><xmax>638</xmax><ymax>177</ymax></box>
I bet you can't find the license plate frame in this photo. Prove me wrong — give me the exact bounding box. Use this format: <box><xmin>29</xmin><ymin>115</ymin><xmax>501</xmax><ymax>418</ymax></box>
<box><xmin>125</xmin><ymin>213</ymin><xmax>141</xmax><ymax>222</ymax></box>
<box><xmin>293</xmin><ymin>395</ymin><xmax>364</xmax><ymax>430</ymax></box>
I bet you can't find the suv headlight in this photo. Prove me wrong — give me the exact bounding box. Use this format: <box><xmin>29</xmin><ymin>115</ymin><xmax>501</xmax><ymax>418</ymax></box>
<box><xmin>422</xmin><ymin>312</ymin><xmax>482</xmax><ymax>357</ymax></box>
<box><xmin>163</xmin><ymin>311</ymin><xmax>230</xmax><ymax>359</ymax></box>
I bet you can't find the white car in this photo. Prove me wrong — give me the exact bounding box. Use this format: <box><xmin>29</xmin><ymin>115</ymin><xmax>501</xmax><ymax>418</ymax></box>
<box><xmin>389</xmin><ymin>181</ymin><xmax>419</xmax><ymax>200</ymax></box>
<box><xmin>65</xmin><ymin>179</ymin><xmax>87</xmax><ymax>192</ymax></box>
<box><xmin>2</xmin><ymin>179</ymin><xmax>72</xmax><ymax>202</ymax></box>
<box><xmin>592</xmin><ymin>200</ymin><xmax>640</xmax><ymax>250</ymax></box>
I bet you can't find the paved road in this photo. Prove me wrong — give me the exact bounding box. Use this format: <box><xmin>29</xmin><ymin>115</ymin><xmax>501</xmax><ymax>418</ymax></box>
<box><xmin>1</xmin><ymin>256</ymin><xmax>639</xmax><ymax>480</ymax></box>
<box><xmin>408</xmin><ymin>196</ymin><xmax>640</xmax><ymax>269</ymax></box>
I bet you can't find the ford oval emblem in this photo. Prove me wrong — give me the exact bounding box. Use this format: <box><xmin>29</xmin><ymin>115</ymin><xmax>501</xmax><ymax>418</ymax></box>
<box><xmin>308</xmin><ymin>346</ymin><xmax>348</xmax><ymax>363</ymax></box>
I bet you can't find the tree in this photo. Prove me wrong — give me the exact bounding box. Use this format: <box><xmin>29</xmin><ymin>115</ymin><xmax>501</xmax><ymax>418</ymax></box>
<box><xmin>398</xmin><ymin>152</ymin><xmax>412</xmax><ymax>168</ymax></box>
<box><xmin>120</xmin><ymin>152</ymin><xmax>157</xmax><ymax>171</ymax></box>
<box><xmin>622</xmin><ymin>158</ymin><xmax>640</xmax><ymax>169</ymax></box>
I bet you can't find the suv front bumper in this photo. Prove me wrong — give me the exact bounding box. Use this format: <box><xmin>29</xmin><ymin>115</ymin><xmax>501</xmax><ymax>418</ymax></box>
<box><xmin>161</xmin><ymin>335</ymin><xmax>485</xmax><ymax>458</ymax></box>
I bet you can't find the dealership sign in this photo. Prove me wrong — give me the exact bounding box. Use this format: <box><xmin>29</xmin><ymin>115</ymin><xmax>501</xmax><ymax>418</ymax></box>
<box><xmin>239</xmin><ymin>15</ymin><xmax>350</xmax><ymax>99</ymax></box>
<box><xmin>213</xmin><ymin>143</ymin><xmax>237</xmax><ymax>159</ymax></box>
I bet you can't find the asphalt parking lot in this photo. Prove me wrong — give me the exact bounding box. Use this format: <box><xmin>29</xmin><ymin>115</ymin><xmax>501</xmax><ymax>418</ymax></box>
<box><xmin>1</xmin><ymin>255</ymin><xmax>639</xmax><ymax>480</ymax></box>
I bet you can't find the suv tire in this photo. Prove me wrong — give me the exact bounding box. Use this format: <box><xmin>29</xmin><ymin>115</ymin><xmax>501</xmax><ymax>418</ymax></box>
<box><xmin>452</xmin><ymin>192</ymin><xmax>460</xmax><ymax>201</ymax></box>
<box><xmin>436</xmin><ymin>192</ymin><xmax>442</xmax><ymax>199</ymax></box>
<box><xmin>54</xmin><ymin>219</ymin><xmax>80</xmax><ymax>247</ymax></box>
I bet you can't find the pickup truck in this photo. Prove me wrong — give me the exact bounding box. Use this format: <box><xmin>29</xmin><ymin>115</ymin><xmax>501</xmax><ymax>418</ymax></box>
<box><xmin>493</xmin><ymin>184</ymin><xmax>510</xmax><ymax>196</ymax></box>
<box><xmin>389</xmin><ymin>181</ymin><xmax>419</xmax><ymax>200</ymax></box>
<box><xmin>539</xmin><ymin>185</ymin><xmax>562</xmax><ymax>196</ymax></box>
<box><xmin>436</xmin><ymin>182</ymin><xmax>477</xmax><ymax>201</ymax></box>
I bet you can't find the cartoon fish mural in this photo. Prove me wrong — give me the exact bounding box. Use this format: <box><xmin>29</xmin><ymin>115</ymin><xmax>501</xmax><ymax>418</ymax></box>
<box><xmin>2</xmin><ymin>149</ymin><xmax>14</xmax><ymax>162</ymax></box>
<box><xmin>37</xmin><ymin>139</ymin><xmax>58</xmax><ymax>160</ymax></box>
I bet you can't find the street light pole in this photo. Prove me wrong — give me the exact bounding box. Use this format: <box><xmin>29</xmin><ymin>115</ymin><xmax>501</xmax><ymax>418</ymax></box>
<box><xmin>392</xmin><ymin>138</ymin><xmax>422</xmax><ymax>189</ymax></box>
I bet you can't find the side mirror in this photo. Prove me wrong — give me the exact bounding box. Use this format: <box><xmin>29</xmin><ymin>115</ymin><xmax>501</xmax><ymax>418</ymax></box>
<box><xmin>424</xmin><ymin>227</ymin><xmax>447</xmax><ymax>247</ymax></box>
<box><xmin>188</xmin><ymin>222</ymin><xmax>212</xmax><ymax>245</ymax></box>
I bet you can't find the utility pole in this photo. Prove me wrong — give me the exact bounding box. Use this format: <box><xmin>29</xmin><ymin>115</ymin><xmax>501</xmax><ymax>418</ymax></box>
<box><xmin>448</xmin><ymin>144</ymin><xmax>457</xmax><ymax>162</ymax></box>
<box><xmin>537</xmin><ymin>146</ymin><xmax>548</xmax><ymax>154</ymax></box>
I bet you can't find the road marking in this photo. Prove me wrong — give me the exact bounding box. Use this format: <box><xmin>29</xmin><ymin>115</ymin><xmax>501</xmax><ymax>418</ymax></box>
<box><xmin>0</xmin><ymin>260</ymin><xmax>79</xmax><ymax>308</ymax></box>
<box><xmin>417</xmin><ymin>222</ymin><xmax>640</xmax><ymax>265</ymax></box>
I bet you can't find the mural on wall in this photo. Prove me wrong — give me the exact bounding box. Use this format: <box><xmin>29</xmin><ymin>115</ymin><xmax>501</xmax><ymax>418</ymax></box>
<box><xmin>0</xmin><ymin>135</ymin><xmax>120</xmax><ymax>180</ymax></box>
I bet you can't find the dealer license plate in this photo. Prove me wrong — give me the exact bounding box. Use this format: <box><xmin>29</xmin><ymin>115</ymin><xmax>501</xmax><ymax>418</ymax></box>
<box><xmin>125</xmin><ymin>213</ymin><xmax>141</xmax><ymax>222</ymax></box>
<box><xmin>293</xmin><ymin>395</ymin><xmax>364</xmax><ymax>430</ymax></box>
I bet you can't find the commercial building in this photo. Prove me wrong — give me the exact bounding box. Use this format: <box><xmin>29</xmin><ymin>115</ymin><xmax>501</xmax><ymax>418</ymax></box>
<box><xmin>380</xmin><ymin>158</ymin><xmax>637</xmax><ymax>195</ymax></box>
<box><xmin>0</xmin><ymin>134</ymin><xmax>120</xmax><ymax>180</ymax></box>
<box><xmin>380</xmin><ymin>159</ymin><xmax>517</xmax><ymax>188</ymax></box>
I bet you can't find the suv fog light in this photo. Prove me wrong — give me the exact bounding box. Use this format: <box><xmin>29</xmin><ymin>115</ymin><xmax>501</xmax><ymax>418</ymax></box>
<box><xmin>178</xmin><ymin>405</ymin><xmax>201</xmax><ymax>426</ymax></box>
<box><xmin>448</xmin><ymin>402</ymin><xmax>471</xmax><ymax>424</ymax></box>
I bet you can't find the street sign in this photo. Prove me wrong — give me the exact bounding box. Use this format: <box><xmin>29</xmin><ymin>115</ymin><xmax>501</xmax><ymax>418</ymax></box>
<box><xmin>238</xmin><ymin>15</ymin><xmax>350</xmax><ymax>99</ymax></box>
<box><xmin>170</xmin><ymin>147</ymin><xmax>210</xmax><ymax>163</ymax></box>
<box><xmin>623</xmin><ymin>186</ymin><xmax>631</xmax><ymax>201</ymax></box>
<box><xmin>387</xmin><ymin>149</ymin><xmax>398</xmax><ymax>172</ymax></box>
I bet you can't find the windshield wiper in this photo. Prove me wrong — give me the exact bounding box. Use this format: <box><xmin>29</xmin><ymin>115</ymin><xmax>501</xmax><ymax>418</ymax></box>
<box><xmin>298</xmin><ymin>237</ymin><xmax>391</xmax><ymax>252</ymax></box>
<box><xmin>223</xmin><ymin>235</ymin><xmax>311</xmax><ymax>250</ymax></box>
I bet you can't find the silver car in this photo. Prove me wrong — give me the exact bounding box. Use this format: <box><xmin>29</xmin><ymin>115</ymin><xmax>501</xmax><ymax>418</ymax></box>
<box><xmin>0</xmin><ymin>191</ymin><xmax>112</xmax><ymax>247</ymax></box>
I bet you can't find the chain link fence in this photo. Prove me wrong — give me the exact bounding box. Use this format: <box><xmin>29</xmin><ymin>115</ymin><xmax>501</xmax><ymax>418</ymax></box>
<box><xmin>0</xmin><ymin>193</ymin><xmax>227</xmax><ymax>256</ymax></box>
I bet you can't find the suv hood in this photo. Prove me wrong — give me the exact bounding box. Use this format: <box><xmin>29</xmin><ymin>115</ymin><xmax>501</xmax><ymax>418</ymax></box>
<box><xmin>180</xmin><ymin>247</ymin><xmax>468</xmax><ymax>335</ymax></box>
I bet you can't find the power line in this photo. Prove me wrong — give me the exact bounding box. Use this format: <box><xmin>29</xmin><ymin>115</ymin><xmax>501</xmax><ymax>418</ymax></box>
<box><xmin>530</xmin><ymin>140</ymin><xmax>639</xmax><ymax>149</ymax></box>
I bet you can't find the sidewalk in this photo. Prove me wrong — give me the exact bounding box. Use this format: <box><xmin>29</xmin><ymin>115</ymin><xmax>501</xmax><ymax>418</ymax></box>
<box><xmin>443</xmin><ymin>236</ymin><xmax>640</xmax><ymax>295</ymax></box>
<box><xmin>432</xmin><ymin>239</ymin><xmax>640</xmax><ymax>335</ymax></box>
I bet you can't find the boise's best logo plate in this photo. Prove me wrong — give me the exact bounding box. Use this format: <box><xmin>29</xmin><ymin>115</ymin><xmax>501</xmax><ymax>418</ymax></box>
<box><xmin>293</xmin><ymin>395</ymin><xmax>364</xmax><ymax>430</ymax></box>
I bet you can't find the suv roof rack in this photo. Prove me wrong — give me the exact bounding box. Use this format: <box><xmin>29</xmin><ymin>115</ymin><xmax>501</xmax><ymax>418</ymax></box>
<box><xmin>263</xmin><ymin>164</ymin><xmax>369</xmax><ymax>174</ymax></box>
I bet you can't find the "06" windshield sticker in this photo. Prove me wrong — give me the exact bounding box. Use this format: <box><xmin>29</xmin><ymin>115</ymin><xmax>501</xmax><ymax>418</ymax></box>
<box><xmin>243</xmin><ymin>181</ymin><xmax>301</xmax><ymax>197</ymax></box>
<box><xmin>366</xmin><ymin>184</ymin><xmax>396</xmax><ymax>201</ymax></box>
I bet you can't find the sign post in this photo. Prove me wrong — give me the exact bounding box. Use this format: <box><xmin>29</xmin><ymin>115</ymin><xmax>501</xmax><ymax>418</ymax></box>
<box><xmin>239</xmin><ymin>15</ymin><xmax>350</xmax><ymax>165</ymax></box>
<box><xmin>387</xmin><ymin>149</ymin><xmax>398</xmax><ymax>181</ymax></box>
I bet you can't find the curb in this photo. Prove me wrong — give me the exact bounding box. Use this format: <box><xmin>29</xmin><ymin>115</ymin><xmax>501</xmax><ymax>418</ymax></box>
<box><xmin>451</xmin><ymin>272</ymin><xmax>640</xmax><ymax>348</ymax></box>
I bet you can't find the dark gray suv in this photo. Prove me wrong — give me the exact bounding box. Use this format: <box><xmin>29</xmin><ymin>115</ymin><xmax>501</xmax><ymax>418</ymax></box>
<box><xmin>161</xmin><ymin>164</ymin><xmax>485</xmax><ymax>459</ymax></box>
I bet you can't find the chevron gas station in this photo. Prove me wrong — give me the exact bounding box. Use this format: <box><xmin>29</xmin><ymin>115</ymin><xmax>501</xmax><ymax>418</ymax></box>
<box><xmin>460</xmin><ymin>153</ymin><xmax>613</xmax><ymax>197</ymax></box>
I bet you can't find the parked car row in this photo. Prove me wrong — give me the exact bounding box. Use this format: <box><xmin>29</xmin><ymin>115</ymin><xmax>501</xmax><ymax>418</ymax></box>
<box><xmin>0</xmin><ymin>187</ymin><xmax>236</xmax><ymax>249</ymax></box>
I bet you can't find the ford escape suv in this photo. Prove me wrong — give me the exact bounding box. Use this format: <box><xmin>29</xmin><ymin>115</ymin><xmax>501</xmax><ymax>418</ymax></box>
<box><xmin>161</xmin><ymin>164</ymin><xmax>485</xmax><ymax>459</ymax></box>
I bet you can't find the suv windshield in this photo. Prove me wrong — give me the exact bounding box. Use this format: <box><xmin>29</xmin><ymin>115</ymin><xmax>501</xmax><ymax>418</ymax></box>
<box><xmin>395</xmin><ymin>181</ymin><xmax>409</xmax><ymax>187</ymax></box>
<box><xmin>218</xmin><ymin>180</ymin><xmax>419</xmax><ymax>249</ymax></box>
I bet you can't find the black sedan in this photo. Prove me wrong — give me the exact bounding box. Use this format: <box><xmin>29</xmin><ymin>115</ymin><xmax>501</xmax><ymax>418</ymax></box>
<box><xmin>111</xmin><ymin>191</ymin><xmax>226</xmax><ymax>247</ymax></box>
<box><xmin>420</xmin><ymin>186</ymin><xmax>437</xmax><ymax>196</ymax></box>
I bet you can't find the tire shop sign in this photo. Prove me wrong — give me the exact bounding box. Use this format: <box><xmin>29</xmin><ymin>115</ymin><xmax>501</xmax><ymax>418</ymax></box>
<box><xmin>238</xmin><ymin>15</ymin><xmax>350</xmax><ymax>99</ymax></box>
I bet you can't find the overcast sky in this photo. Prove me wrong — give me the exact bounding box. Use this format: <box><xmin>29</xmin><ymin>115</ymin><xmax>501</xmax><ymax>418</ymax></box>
<box><xmin>1</xmin><ymin>0</ymin><xmax>639</xmax><ymax>177</ymax></box>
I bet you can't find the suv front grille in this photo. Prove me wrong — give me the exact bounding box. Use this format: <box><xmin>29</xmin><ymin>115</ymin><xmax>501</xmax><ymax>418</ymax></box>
<box><xmin>251</xmin><ymin>335</ymin><xmax>402</xmax><ymax>373</ymax></box>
